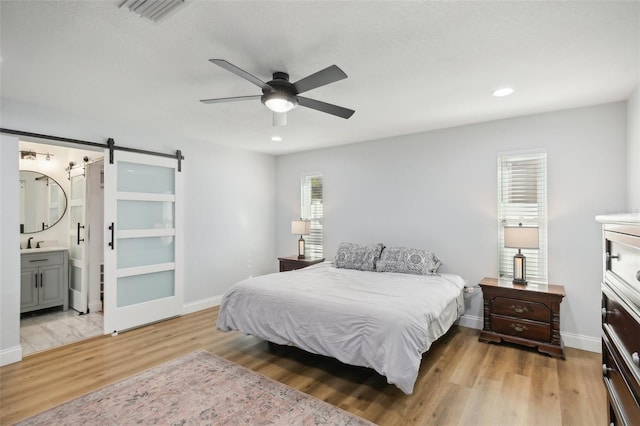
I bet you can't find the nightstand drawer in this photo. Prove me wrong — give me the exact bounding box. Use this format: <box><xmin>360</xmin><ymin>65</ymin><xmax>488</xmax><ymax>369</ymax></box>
<box><xmin>491</xmin><ymin>315</ymin><xmax>551</xmax><ymax>342</ymax></box>
<box><xmin>491</xmin><ymin>297</ymin><xmax>551</xmax><ymax>322</ymax></box>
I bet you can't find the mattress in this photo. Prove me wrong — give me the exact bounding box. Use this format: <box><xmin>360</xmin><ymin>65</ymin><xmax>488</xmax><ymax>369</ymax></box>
<box><xmin>216</xmin><ymin>262</ymin><xmax>465</xmax><ymax>394</ymax></box>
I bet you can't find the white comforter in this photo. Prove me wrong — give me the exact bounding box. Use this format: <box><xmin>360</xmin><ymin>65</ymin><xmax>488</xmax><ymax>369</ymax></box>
<box><xmin>216</xmin><ymin>262</ymin><xmax>465</xmax><ymax>394</ymax></box>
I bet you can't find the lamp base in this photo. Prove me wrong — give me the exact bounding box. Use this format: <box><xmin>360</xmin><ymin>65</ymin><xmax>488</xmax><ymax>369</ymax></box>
<box><xmin>297</xmin><ymin>235</ymin><xmax>306</xmax><ymax>259</ymax></box>
<box><xmin>512</xmin><ymin>278</ymin><xmax>528</xmax><ymax>285</ymax></box>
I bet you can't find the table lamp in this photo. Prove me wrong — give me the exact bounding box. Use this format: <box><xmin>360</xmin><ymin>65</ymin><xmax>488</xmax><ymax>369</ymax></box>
<box><xmin>291</xmin><ymin>219</ymin><xmax>311</xmax><ymax>259</ymax></box>
<box><xmin>504</xmin><ymin>223</ymin><xmax>539</xmax><ymax>285</ymax></box>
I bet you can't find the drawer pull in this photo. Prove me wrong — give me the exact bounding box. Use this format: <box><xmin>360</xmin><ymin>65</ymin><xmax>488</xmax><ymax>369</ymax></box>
<box><xmin>510</xmin><ymin>305</ymin><xmax>529</xmax><ymax>314</ymax></box>
<box><xmin>510</xmin><ymin>323</ymin><xmax>528</xmax><ymax>333</ymax></box>
<box><xmin>601</xmin><ymin>307</ymin><xmax>617</xmax><ymax>321</ymax></box>
<box><xmin>633</xmin><ymin>352</ymin><xmax>639</xmax><ymax>367</ymax></box>
<box><xmin>606</xmin><ymin>252</ymin><xmax>620</xmax><ymax>261</ymax></box>
<box><xmin>29</xmin><ymin>259</ymin><xmax>49</xmax><ymax>262</ymax></box>
<box><xmin>602</xmin><ymin>363</ymin><xmax>614</xmax><ymax>377</ymax></box>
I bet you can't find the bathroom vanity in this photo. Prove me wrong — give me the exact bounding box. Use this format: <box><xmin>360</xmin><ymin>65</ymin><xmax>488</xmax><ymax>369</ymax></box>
<box><xmin>20</xmin><ymin>247</ymin><xmax>69</xmax><ymax>313</ymax></box>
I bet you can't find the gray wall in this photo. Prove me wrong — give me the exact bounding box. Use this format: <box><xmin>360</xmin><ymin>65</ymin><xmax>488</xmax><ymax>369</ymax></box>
<box><xmin>628</xmin><ymin>85</ymin><xmax>640</xmax><ymax>210</ymax></box>
<box><xmin>276</xmin><ymin>102</ymin><xmax>627</xmax><ymax>351</ymax></box>
<box><xmin>0</xmin><ymin>136</ymin><xmax>21</xmax><ymax>364</ymax></box>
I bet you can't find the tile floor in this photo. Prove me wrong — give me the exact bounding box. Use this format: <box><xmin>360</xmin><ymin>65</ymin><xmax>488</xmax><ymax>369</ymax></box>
<box><xmin>20</xmin><ymin>308</ymin><xmax>104</xmax><ymax>356</ymax></box>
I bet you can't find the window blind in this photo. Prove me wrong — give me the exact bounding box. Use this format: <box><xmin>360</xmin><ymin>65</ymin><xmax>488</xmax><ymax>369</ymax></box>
<box><xmin>301</xmin><ymin>173</ymin><xmax>323</xmax><ymax>258</ymax></box>
<box><xmin>497</xmin><ymin>152</ymin><xmax>548</xmax><ymax>283</ymax></box>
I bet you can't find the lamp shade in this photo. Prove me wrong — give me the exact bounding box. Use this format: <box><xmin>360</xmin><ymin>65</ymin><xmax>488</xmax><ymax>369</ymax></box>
<box><xmin>291</xmin><ymin>220</ymin><xmax>311</xmax><ymax>235</ymax></box>
<box><xmin>504</xmin><ymin>225</ymin><xmax>539</xmax><ymax>249</ymax></box>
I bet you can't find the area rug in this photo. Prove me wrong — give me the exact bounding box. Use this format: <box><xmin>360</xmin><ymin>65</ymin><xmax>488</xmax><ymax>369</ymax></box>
<box><xmin>17</xmin><ymin>349</ymin><xmax>374</xmax><ymax>425</ymax></box>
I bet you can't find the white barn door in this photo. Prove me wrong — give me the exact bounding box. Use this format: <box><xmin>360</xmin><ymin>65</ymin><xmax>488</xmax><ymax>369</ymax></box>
<box><xmin>103</xmin><ymin>150</ymin><xmax>183</xmax><ymax>334</ymax></box>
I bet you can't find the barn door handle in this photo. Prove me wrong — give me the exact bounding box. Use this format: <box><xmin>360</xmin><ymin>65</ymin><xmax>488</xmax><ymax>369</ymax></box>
<box><xmin>108</xmin><ymin>222</ymin><xmax>115</xmax><ymax>250</ymax></box>
<box><xmin>77</xmin><ymin>222</ymin><xmax>85</xmax><ymax>245</ymax></box>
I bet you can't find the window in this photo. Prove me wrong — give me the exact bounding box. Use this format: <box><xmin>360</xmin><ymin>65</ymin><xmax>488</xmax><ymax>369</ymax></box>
<box><xmin>498</xmin><ymin>151</ymin><xmax>547</xmax><ymax>283</ymax></box>
<box><xmin>301</xmin><ymin>173</ymin><xmax>323</xmax><ymax>258</ymax></box>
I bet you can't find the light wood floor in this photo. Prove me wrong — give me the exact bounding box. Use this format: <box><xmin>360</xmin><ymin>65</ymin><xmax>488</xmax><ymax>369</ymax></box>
<box><xmin>1</xmin><ymin>307</ymin><xmax>606</xmax><ymax>425</ymax></box>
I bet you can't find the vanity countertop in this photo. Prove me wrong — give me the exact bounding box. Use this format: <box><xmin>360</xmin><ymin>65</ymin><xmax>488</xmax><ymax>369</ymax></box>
<box><xmin>20</xmin><ymin>246</ymin><xmax>68</xmax><ymax>254</ymax></box>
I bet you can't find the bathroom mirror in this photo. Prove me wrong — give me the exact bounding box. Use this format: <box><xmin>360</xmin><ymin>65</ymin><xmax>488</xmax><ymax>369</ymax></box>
<box><xmin>19</xmin><ymin>170</ymin><xmax>68</xmax><ymax>234</ymax></box>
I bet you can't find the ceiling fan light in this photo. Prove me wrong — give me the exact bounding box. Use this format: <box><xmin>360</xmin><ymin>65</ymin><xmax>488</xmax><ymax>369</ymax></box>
<box><xmin>262</xmin><ymin>92</ymin><xmax>297</xmax><ymax>113</ymax></box>
<box><xmin>264</xmin><ymin>97</ymin><xmax>295</xmax><ymax>113</ymax></box>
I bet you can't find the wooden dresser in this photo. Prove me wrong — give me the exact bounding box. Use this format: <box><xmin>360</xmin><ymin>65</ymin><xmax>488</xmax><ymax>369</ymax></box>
<box><xmin>479</xmin><ymin>277</ymin><xmax>565</xmax><ymax>359</ymax></box>
<box><xmin>596</xmin><ymin>214</ymin><xmax>640</xmax><ymax>425</ymax></box>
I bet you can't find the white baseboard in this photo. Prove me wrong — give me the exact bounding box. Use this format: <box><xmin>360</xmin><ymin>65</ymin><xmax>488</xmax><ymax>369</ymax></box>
<box><xmin>457</xmin><ymin>314</ymin><xmax>483</xmax><ymax>329</ymax></box>
<box><xmin>0</xmin><ymin>345</ymin><xmax>22</xmax><ymax>367</ymax></box>
<box><xmin>88</xmin><ymin>301</ymin><xmax>103</xmax><ymax>314</ymax></box>
<box><xmin>456</xmin><ymin>314</ymin><xmax>601</xmax><ymax>353</ymax></box>
<box><xmin>183</xmin><ymin>295</ymin><xmax>223</xmax><ymax>315</ymax></box>
<box><xmin>561</xmin><ymin>331</ymin><xmax>601</xmax><ymax>353</ymax></box>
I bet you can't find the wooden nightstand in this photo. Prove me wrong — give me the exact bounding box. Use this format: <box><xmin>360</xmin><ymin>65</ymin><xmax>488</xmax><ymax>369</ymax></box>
<box><xmin>478</xmin><ymin>277</ymin><xmax>566</xmax><ymax>359</ymax></box>
<box><xmin>278</xmin><ymin>255</ymin><xmax>325</xmax><ymax>272</ymax></box>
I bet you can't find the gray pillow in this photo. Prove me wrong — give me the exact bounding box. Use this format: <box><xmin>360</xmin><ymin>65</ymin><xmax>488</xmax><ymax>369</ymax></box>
<box><xmin>376</xmin><ymin>246</ymin><xmax>441</xmax><ymax>275</ymax></box>
<box><xmin>334</xmin><ymin>242</ymin><xmax>384</xmax><ymax>271</ymax></box>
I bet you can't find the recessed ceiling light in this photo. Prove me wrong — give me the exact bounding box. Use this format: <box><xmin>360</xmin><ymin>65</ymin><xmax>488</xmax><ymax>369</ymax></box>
<box><xmin>271</xmin><ymin>136</ymin><xmax>282</xmax><ymax>142</ymax></box>
<box><xmin>492</xmin><ymin>87</ymin><xmax>514</xmax><ymax>97</ymax></box>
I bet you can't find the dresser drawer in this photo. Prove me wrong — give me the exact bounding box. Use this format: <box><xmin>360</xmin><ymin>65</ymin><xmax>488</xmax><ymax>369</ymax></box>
<box><xmin>603</xmin><ymin>334</ymin><xmax>640</xmax><ymax>425</ymax></box>
<box><xmin>491</xmin><ymin>297</ymin><xmax>551</xmax><ymax>322</ymax></box>
<box><xmin>21</xmin><ymin>252</ymin><xmax>64</xmax><ymax>267</ymax></box>
<box><xmin>603</xmin><ymin>286</ymin><xmax>640</xmax><ymax>390</ymax></box>
<box><xmin>491</xmin><ymin>315</ymin><xmax>551</xmax><ymax>342</ymax></box>
<box><xmin>605</xmin><ymin>229</ymin><xmax>640</xmax><ymax>305</ymax></box>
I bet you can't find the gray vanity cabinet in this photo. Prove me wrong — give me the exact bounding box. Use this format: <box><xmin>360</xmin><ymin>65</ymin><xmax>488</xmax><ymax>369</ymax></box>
<box><xmin>20</xmin><ymin>250</ymin><xmax>69</xmax><ymax>313</ymax></box>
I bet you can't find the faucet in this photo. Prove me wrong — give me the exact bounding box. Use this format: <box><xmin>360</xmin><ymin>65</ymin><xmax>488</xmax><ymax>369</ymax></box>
<box><xmin>27</xmin><ymin>237</ymin><xmax>34</xmax><ymax>249</ymax></box>
<box><xmin>36</xmin><ymin>241</ymin><xmax>44</xmax><ymax>249</ymax></box>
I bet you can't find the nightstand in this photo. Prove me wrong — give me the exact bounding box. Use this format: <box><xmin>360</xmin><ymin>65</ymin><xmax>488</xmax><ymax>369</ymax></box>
<box><xmin>278</xmin><ymin>255</ymin><xmax>325</xmax><ymax>272</ymax></box>
<box><xmin>478</xmin><ymin>277</ymin><xmax>566</xmax><ymax>359</ymax></box>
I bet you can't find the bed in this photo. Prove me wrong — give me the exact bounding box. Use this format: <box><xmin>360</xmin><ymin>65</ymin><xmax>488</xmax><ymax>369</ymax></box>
<box><xmin>216</xmin><ymin>244</ymin><xmax>466</xmax><ymax>394</ymax></box>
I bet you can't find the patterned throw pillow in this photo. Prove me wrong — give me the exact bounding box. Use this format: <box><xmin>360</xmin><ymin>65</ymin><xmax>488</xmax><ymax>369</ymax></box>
<box><xmin>334</xmin><ymin>242</ymin><xmax>385</xmax><ymax>271</ymax></box>
<box><xmin>376</xmin><ymin>246</ymin><xmax>442</xmax><ymax>275</ymax></box>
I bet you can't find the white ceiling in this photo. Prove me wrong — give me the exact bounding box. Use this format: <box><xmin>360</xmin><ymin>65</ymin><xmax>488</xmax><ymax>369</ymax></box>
<box><xmin>1</xmin><ymin>1</ymin><xmax>639</xmax><ymax>155</ymax></box>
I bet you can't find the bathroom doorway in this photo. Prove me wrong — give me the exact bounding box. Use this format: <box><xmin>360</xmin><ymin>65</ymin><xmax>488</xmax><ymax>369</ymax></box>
<box><xmin>18</xmin><ymin>140</ymin><xmax>105</xmax><ymax>355</ymax></box>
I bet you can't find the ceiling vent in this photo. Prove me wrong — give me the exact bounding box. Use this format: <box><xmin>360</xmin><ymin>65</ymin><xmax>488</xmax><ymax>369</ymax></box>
<box><xmin>119</xmin><ymin>0</ymin><xmax>188</xmax><ymax>22</ymax></box>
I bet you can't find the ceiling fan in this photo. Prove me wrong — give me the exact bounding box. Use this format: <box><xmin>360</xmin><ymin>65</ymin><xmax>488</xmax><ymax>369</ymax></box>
<box><xmin>200</xmin><ymin>59</ymin><xmax>355</xmax><ymax>126</ymax></box>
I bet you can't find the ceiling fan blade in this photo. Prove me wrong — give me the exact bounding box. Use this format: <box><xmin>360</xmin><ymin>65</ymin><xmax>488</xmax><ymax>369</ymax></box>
<box><xmin>297</xmin><ymin>96</ymin><xmax>355</xmax><ymax>119</ymax></box>
<box><xmin>200</xmin><ymin>95</ymin><xmax>261</xmax><ymax>104</ymax></box>
<box><xmin>209</xmin><ymin>59</ymin><xmax>273</xmax><ymax>92</ymax></box>
<box><xmin>292</xmin><ymin>65</ymin><xmax>347</xmax><ymax>94</ymax></box>
<box><xmin>273</xmin><ymin>112</ymin><xmax>287</xmax><ymax>127</ymax></box>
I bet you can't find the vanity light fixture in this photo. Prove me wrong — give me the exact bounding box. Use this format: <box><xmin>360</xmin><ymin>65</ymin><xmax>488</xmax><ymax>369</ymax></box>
<box><xmin>492</xmin><ymin>87</ymin><xmax>514</xmax><ymax>97</ymax></box>
<box><xmin>20</xmin><ymin>151</ymin><xmax>37</xmax><ymax>160</ymax></box>
<box><xmin>20</xmin><ymin>150</ymin><xmax>54</xmax><ymax>161</ymax></box>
